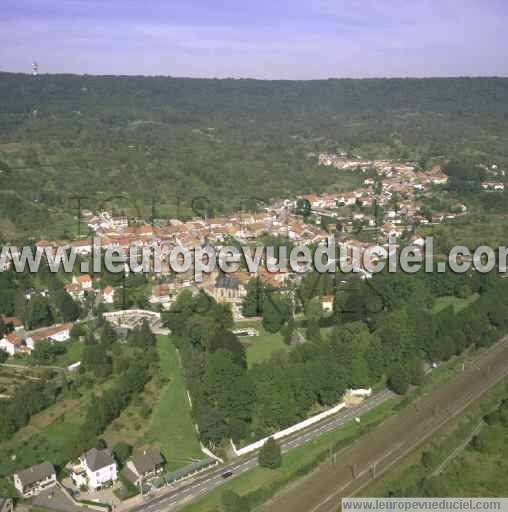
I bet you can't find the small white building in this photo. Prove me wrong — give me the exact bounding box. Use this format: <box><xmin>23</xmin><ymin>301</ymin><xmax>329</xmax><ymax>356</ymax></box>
<box><xmin>13</xmin><ymin>462</ymin><xmax>57</xmax><ymax>497</ymax></box>
<box><xmin>320</xmin><ymin>295</ymin><xmax>334</xmax><ymax>314</ymax></box>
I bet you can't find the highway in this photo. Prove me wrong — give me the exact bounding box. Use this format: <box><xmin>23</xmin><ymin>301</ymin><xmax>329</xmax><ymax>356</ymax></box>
<box><xmin>128</xmin><ymin>389</ymin><xmax>395</xmax><ymax>512</ymax></box>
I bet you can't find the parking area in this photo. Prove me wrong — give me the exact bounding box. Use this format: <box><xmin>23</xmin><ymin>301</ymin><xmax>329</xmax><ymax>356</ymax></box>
<box><xmin>61</xmin><ymin>477</ymin><xmax>122</xmax><ymax>509</ymax></box>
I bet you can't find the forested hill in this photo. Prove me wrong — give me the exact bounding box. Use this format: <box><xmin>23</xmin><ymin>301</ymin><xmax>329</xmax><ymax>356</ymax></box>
<box><xmin>2</xmin><ymin>74</ymin><xmax>508</xmax><ymax>117</ymax></box>
<box><xmin>1</xmin><ymin>73</ymin><xmax>508</xmax><ymax>242</ymax></box>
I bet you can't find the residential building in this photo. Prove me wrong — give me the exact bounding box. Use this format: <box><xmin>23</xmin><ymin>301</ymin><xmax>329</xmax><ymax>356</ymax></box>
<box><xmin>149</xmin><ymin>284</ymin><xmax>174</xmax><ymax>307</ymax></box>
<box><xmin>0</xmin><ymin>316</ymin><xmax>23</xmax><ymax>331</ymax></box>
<box><xmin>65</xmin><ymin>283</ymin><xmax>84</xmax><ymax>301</ymax></box>
<box><xmin>13</xmin><ymin>462</ymin><xmax>57</xmax><ymax>497</ymax></box>
<box><xmin>102</xmin><ymin>286</ymin><xmax>115</xmax><ymax>304</ymax></box>
<box><xmin>72</xmin><ymin>275</ymin><xmax>93</xmax><ymax>290</ymax></box>
<box><xmin>125</xmin><ymin>448</ymin><xmax>165</xmax><ymax>485</ymax></box>
<box><xmin>320</xmin><ymin>295</ymin><xmax>334</xmax><ymax>313</ymax></box>
<box><xmin>25</xmin><ymin>323</ymin><xmax>73</xmax><ymax>351</ymax></box>
<box><xmin>0</xmin><ymin>332</ymin><xmax>24</xmax><ymax>356</ymax></box>
<box><xmin>73</xmin><ymin>448</ymin><xmax>118</xmax><ymax>491</ymax></box>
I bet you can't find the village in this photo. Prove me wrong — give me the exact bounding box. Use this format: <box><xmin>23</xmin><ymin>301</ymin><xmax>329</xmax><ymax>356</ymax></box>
<box><xmin>0</xmin><ymin>155</ymin><xmax>469</xmax><ymax>359</ymax></box>
<box><xmin>0</xmin><ymin>154</ymin><xmax>494</xmax><ymax>512</ymax></box>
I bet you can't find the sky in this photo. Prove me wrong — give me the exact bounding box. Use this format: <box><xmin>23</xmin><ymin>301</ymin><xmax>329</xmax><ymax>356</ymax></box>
<box><xmin>1</xmin><ymin>0</ymin><xmax>507</xmax><ymax>79</ymax></box>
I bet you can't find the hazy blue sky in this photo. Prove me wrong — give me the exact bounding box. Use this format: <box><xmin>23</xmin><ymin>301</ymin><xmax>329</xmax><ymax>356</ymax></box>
<box><xmin>1</xmin><ymin>0</ymin><xmax>507</xmax><ymax>78</ymax></box>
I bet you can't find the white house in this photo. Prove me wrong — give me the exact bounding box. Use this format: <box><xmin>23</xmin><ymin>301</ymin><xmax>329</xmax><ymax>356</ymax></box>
<box><xmin>0</xmin><ymin>332</ymin><xmax>25</xmax><ymax>356</ymax></box>
<box><xmin>320</xmin><ymin>295</ymin><xmax>334</xmax><ymax>314</ymax></box>
<box><xmin>13</xmin><ymin>462</ymin><xmax>57</xmax><ymax>497</ymax></box>
<box><xmin>25</xmin><ymin>323</ymin><xmax>73</xmax><ymax>351</ymax></box>
<box><xmin>102</xmin><ymin>286</ymin><xmax>115</xmax><ymax>304</ymax></box>
<box><xmin>73</xmin><ymin>448</ymin><xmax>118</xmax><ymax>491</ymax></box>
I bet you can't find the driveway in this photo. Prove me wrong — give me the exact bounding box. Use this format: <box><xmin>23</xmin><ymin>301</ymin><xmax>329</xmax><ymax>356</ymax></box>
<box><xmin>32</xmin><ymin>486</ymin><xmax>83</xmax><ymax>512</ymax></box>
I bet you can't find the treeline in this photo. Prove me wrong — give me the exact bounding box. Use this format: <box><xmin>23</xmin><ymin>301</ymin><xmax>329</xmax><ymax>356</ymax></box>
<box><xmin>0</xmin><ymin>266</ymin><xmax>79</xmax><ymax>329</ymax></box>
<box><xmin>2</xmin><ymin>74</ymin><xmax>508</xmax><ymax>118</ymax></box>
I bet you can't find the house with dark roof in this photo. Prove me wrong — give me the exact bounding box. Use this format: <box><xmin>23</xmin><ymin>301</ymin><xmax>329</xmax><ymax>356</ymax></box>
<box><xmin>73</xmin><ymin>448</ymin><xmax>118</xmax><ymax>491</ymax></box>
<box><xmin>125</xmin><ymin>448</ymin><xmax>165</xmax><ymax>484</ymax></box>
<box><xmin>13</xmin><ymin>462</ymin><xmax>56</xmax><ymax>497</ymax></box>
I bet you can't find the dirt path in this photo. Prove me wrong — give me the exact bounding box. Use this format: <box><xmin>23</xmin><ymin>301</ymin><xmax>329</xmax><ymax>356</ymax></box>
<box><xmin>261</xmin><ymin>338</ymin><xmax>508</xmax><ymax>512</ymax></box>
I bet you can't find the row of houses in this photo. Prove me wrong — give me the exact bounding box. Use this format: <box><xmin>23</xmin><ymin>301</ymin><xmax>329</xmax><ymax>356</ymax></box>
<box><xmin>13</xmin><ymin>447</ymin><xmax>165</xmax><ymax>498</ymax></box>
<box><xmin>65</xmin><ymin>274</ymin><xmax>115</xmax><ymax>303</ymax></box>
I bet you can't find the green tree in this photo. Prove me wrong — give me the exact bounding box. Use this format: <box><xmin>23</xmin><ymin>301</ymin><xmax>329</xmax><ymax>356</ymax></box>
<box><xmin>113</xmin><ymin>442</ymin><xmax>133</xmax><ymax>466</ymax></box>
<box><xmin>27</xmin><ymin>295</ymin><xmax>54</xmax><ymax>329</ymax></box>
<box><xmin>258</xmin><ymin>437</ymin><xmax>282</xmax><ymax>469</ymax></box>
<box><xmin>281</xmin><ymin>316</ymin><xmax>295</xmax><ymax>346</ymax></box>
<box><xmin>70</xmin><ymin>323</ymin><xmax>85</xmax><ymax>340</ymax></box>
<box><xmin>388</xmin><ymin>365</ymin><xmax>410</xmax><ymax>395</ymax></box>
<box><xmin>100</xmin><ymin>321</ymin><xmax>118</xmax><ymax>348</ymax></box>
<box><xmin>0</xmin><ymin>349</ymin><xmax>8</xmax><ymax>364</ymax></box>
<box><xmin>305</xmin><ymin>297</ymin><xmax>322</xmax><ymax>343</ymax></box>
<box><xmin>262</xmin><ymin>294</ymin><xmax>289</xmax><ymax>333</ymax></box>
<box><xmin>55</xmin><ymin>289</ymin><xmax>79</xmax><ymax>322</ymax></box>
<box><xmin>222</xmin><ymin>490</ymin><xmax>249</xmax><ymax>512</ymax></box>
<box><xmin>14</xmin><ymin>290</ymin><xmax>28</xmax><ymax>326</ymax></box>
<box><xmin>242</xmin><ymin>278</ymin><xmax>270</xmax><ymax>317</ymax></box>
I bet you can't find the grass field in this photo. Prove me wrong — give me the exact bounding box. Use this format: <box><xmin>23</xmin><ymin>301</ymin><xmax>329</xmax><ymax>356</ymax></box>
<box><xmin>363</xmin><ymin>378</ymin><xmax>508</xmax><ymax>498</ymax></box>
<box><xmin>141</xmin><ymin>336</ymin><xmax>203</xmax><ymax>470</ymax></box>
<box><xmin>236</xmin><ymin>320</ymin><xmax>289</xmax><ymax>368</ymax></box>
<box><xmin>0</xmin><ymin>397</ymin><xmax>86</xmax><ymax>477</ymax></box>
<box><xmin>432</xmin><ymin>294</ymin><xmax>479</xmax><ymax>314</ymax></box>
<box><xmin>52</xmin><ymin>340</ymin><xmax>84</xmax><ymax>367</ymax></box>
<box><xmin>181</xmin><ymin>399</ymin><xmax>398</xmax><ymax>512</ymax></box>
<box><xmin>0</xmin><ymin>365</ymin><xmax>46</xmax><ymax>396</ymax></box>
<box><xmin>441</xmin><ymin>421</ymin><xmax>508</xmax><ymax>496</ymax></box>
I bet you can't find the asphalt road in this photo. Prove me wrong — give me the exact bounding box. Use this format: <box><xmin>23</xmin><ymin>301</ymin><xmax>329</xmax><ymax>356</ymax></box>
<box><xmin>128</xmin><ymin>389</ymin><xmax>395</xmax><ymax>512</ymax></box>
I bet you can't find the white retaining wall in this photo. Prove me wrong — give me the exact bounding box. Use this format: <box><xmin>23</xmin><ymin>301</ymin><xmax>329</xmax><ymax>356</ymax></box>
<box><xmin>230</xmin><ymin>387</ymin><xmax>372</xmax><ymax>457</ymax></box>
